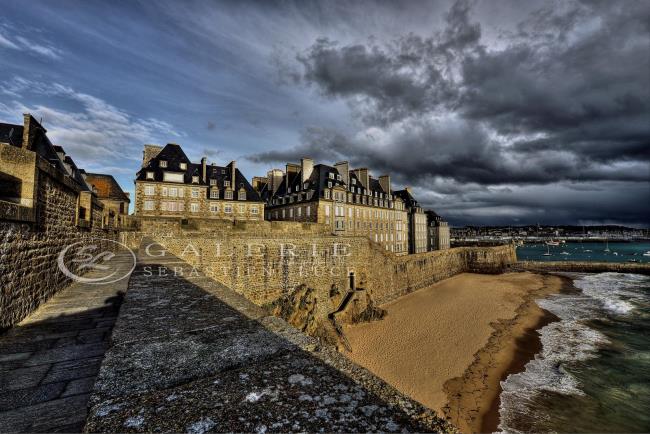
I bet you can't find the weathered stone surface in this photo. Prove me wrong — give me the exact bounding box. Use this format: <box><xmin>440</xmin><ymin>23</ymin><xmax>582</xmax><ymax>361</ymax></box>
<box><xmin>86</xmin><ymin>246</ymin><xmax>454</xmax><ymax>433</ymax></box>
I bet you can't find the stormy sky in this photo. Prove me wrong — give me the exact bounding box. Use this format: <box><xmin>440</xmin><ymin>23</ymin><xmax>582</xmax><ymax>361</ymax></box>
<box><xmin>1</xmin><ymin>0</ymin><xmax>648</xmax><ymax>226</ymax></box>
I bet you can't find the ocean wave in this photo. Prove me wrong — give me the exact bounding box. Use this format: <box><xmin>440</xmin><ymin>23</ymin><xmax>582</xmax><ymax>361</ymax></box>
<box><xmin>574</xmin><ymin>273</ymin><xmax>649</xmax><ymax>315</ymax></box>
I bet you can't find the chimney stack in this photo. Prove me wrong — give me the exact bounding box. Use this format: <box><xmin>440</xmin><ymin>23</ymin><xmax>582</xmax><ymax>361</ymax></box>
<box><xmin>201</xmin><ymin>157</ymin><xmax>207</xmax><ymax>183</ymax></box>
<box><xmin>379</xmin><ymin>175</ymin><xmax>391</xmax><ymax>195</ymax></box>
<box><xmin>142</xmin><ymin>144</ymin><xmax>163</xmax><ymax>167</ymax></box>
<box><xmin>285</xmin><ymin>163</ymin><xmax>300</xmax><ymax>191</ymax></box>
<box><xmin>229</xmin><ymin>160</ymin><xmax>237</xmax><ymax>188</ymax></box>
<box><xmin>352</xmin><ymin>168</ymin><xmax>369</xmax><ymax>189</ymax></box>
<box><xmin>334</xmin><ymin>161</ymin><xmax>349</xmax><ymax>186</ymax></box>
<box><xmin>300</xmin><ymin>158</ymin><xmax>314</xmax><ymax>184</ymax></box>
<box><xmin>267</xmin><ymin>169</ymin><xmax>284</xmax><ymax>194</ymax></box>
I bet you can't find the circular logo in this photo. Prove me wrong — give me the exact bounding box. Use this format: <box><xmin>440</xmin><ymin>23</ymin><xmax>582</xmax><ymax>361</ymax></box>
<box><xmin>57</xmin><ymin>238</ymin><xmax>136</xmax><ymax>285</ymax></box>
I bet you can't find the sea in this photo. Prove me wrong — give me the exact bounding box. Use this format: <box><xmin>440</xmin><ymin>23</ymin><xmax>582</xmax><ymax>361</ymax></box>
<box><xmin>497</xmin><ymin>245</ymin><xmax>650</xmax><ymax>432</ymax></box>
<box><xmin>515</xmin><ymin>241</ymin><xmax>650</xmax><ymax>263</ymax></box>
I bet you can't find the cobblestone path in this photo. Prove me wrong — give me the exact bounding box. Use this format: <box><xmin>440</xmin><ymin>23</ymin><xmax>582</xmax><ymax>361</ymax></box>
<box><xmin>0</xmin><ymin>251</ymin><xmax>133</xmax><ymax>432</ymax></box>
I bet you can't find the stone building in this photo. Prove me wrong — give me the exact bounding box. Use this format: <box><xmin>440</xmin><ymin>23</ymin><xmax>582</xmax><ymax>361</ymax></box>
<box><xmin>393</xmin><ymin>188</ymin><xmax>428</xmax><ymax>254</ymax></box>
<box><xmin>426</xmin><ymin>210</ymin><xmax>450</xmax><ymax>250</ymax></box>
<box><xmin>134</xmin><ymin>143</ymin><xmax>264</xmax><ymax>221</ymax></box>
<box><xmin>85</xmin><ymin>173</ymin><xmax>130</xmax><ymax>229</ymax></box>
<box><xmin>254</xmin><ymin>159</ymin><xmax>409</xmax><ymax>254</ymax></box>
<box><xmin>0</xmin><ymin>114</ymin><xmax>116</xmax><ymax>329</ymax></box>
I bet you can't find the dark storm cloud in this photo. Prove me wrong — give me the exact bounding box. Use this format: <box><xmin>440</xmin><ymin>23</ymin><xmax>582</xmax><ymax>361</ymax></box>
<box><xmin>250</xmin><ymin>0</ymin><xmax>650</xmax><ymax>225</ymax></box>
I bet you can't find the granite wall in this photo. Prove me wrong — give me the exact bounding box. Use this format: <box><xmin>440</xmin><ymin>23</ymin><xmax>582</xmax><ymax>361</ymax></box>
<box><xmin>0</xmin><ymin>149</ymin><xmax>117</xmax><ymax>330</ymax></box>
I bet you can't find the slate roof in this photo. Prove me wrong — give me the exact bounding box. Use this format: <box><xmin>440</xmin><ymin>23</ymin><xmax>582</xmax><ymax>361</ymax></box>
<box><xmin>136</xmin><ymin>143</ymin><xmax>262</xmax><ymax>202</ymax></box>
<box><xmin>85</xmin><ymin>173</ymin><xmax>130</xmax><ymax>202</ymax></box>
<box><xmin>393</xmin><ymin>189</ymin><xmax>419</xmax><ymax>209</ymax></box>
<box><xmin>265</xmin><ymin>163</ymin><xmax>394</xmax><ymax>207</ymax></box>
<box><xmin>0</xmin><ymin>120</ymin><xmax>91</xmax><ymax>191</ymax></box>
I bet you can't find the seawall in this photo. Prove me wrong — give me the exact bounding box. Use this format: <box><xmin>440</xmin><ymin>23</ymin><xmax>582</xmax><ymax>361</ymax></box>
<box><xmin>515</xmin><ymin>261</ymin><xmax>650</xmax><ymax>275</ymax></box>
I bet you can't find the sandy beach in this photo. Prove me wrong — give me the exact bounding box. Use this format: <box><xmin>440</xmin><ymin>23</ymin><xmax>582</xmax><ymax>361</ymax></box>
<box><xmin>341</xmin><ymin>271</ymin><xmax>566</xmax><ymax>433</ymax></box>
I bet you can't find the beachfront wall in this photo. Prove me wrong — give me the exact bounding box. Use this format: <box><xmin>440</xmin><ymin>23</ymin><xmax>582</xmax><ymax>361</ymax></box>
<box><xmin>125</xmin><ymin>217</ymin><xmax>517</xmax><ymax>307</ymax></box>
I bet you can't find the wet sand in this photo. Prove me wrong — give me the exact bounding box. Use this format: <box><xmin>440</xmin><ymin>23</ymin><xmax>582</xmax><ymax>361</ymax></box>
<box><xmin>341</xmin><ymin>272</ymin><xmax>565</xmax><ymax>433</ymax></box>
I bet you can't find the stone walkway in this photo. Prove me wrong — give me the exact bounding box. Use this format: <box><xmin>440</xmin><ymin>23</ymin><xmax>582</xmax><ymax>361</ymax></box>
<box><xmin>0</xmin><ymin>251</ymin><xmax>134</xmax><ymax>432</ymax></box>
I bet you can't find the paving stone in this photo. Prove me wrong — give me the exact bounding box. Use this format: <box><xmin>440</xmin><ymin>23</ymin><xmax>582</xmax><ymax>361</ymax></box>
<box><xmin>0</xmin><ymin>364</ymin><xmax>50</xmax><ymax>392</ymax></box>
<box><xmin>0</xmin><ymin>381</ymin><xmax>66</xmax><ymax>411</ymax></box>
<box><xmin>0</xmin><ymin>393</ymin><xmax>91</xmax><ymax>432</ymax></box>
<box><xmin>42</xmin><ymin>356</ymin><xmax>103</xmax><ymax>384</ymax></box>
<box><xmin>22</xmin><ymin>342</ymin><xmax>108</xmax><ymax>367</ymax></box>
<box><xmin>62</xmin><ymin>377</ymin><xmax>96</xmax><ymax>397</ymax></box>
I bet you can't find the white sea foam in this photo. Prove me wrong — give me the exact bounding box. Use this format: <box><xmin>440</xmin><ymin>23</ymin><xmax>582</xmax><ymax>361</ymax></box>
<box><xmin>574</xmin><ymin>272</ymin><xmax>647</xmax><ymax>315</ymax></box>
<box><xmin>496</xmin><ymin>272</ymin><xmax>645</xmax><ymax>433</ymax></box>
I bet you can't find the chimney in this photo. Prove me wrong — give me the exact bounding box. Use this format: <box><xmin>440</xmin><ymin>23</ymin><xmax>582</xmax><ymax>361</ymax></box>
<box><xmin>267</xmin><ymin>169</ymin><xmax>284</xmax><ymax>195</ymax></box>
<box><xmin>300</xmin><ymin>158</ymin><xmax>314</xmax><ymax>184</ymax></box>
<box><xmin>334</xmin><ymin>161</ymin><xmax>349</xmax><ymax>186</ymax></box>
<box><xmin>142</xmin><ymin>144</ymin><xmax>163</xmax><ymax>167</ymax></box>
<box><xmin>22</xmin><ymin>113</ymin><xmax>44</xmax><ymax>150</ymax></box>
<box><xmin>201</xmin><ymin>157</ymin><xmax>207</xmax><ymax>183</ymax></box>
<box><xmin>229</xmin><ymin>160</ymin><xmax>236</xmax><ymax>188</ymax></box>
<box><xmin>285</xmin><ymin>163</ymin><xmax>300</xmax><ymax>191</ymax></box>
<box><xmin>252</xmin><ymin>176</ymin><xmax>266</xmax><ymax>191</ymax></box>
<box><xmin>379</xmin><ymin>175</ymin><xmax>391</xmax><ymax>195</ymax></box>
<box><xmin>352</xmin><ymin>168</ymin><xmax>369</xmax><ymax>189</ymax></box>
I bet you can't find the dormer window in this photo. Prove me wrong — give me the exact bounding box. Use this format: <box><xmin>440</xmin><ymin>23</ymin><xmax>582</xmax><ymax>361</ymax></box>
<box><xmin>225</xmin><ymin>190</ymin><xmax>233</xmax><ymax>200</ymax></box>
<box><xmin>146</xmin><ymin>172</ymin><xmax>154</xmax><ymax>179</ymax></box>
<box><xmin>238</xmin><ymin>190</ymin><xmax>246</xmax><ymax>200</ymax></box>
<box><xmin>210</xmin><ymin>179</ymin><xmax>217</xmax><ymax>185</ymax></box>
<box><xmin>210</xmin><ymin>189</ymin><xmax>219</xmax><ymax>199</ymax></box>
<box><xmin>180</xmin><ymin>163</ymin><xmax>187</xmax><ymax>170</ymax></box>
<box><xmin>192</xmin><ymin>176</ymin><xmax>199</xmax><ymax>183</ymax></box>
<box><xmin>351</xmin><ymin>178</ymin><xmax>356</xmax><ymax>185</ymax></box>
<box><xmin>329</xmin><ymin>173</ymin><xmax>334</xmax><ymax>179</ymax></box>
<box><xmin>160</xmin><ymin>160</ymin><xmax>167</xmax><ymax>168</ymax></box>
<box><xmin>327</xmin><ymin>181</ymin><xmax>332</xmax><ymax>188</ymax></box>
<box><xmin>337</xmin><ymin>174</ymin><xmax>342</xmax><ymax>181</ymax></box>
<box><xmin>224</xmin><ymin>180</ymin><xmax>230</xmax><ymax>188</ymax></box>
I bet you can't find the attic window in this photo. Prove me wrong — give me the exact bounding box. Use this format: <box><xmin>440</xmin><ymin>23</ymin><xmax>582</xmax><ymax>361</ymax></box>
<box><xmin>337</xmin><ymin>174</ymin><xmax>342</xmax><ymax>181</ymax></box>
<box><xmin>160</xmin><ymin>160</ymin><xmax>167</xmax><ymax>168</ymax></box>
<box><xmin>192</xmin><ymin>176</ymin><xmax>199</xmax><ymax>183</ymax></box>
<box><xmin>238</xmin><ymin>191</ymin><xmax>246</xmax><ymax>200</ymax></box>
<box><xmin>351</xmin><ymin>179</ymin><xmax>356</xmax><ymax>184</ymax></box>
<box><xmin>210</xmin><ymin>179</ymin><xmax>217</xmax><ymax>185</ymax></box>
<box><xmin>328</xmin><ymin>173</ymin><xmax>334</xmax><ymax>179</ymax></box>
<box><xmin>146</xmin><ymin>172</ymin><xmax>154</xmax><ymax>179</ymax></box>
<box><xmin>180</xmin><ymin>163</ymin><xmax>187</xmax><ymax>170</ymax></box>
<box><xmin>224</xmin><ymin>180</ymin><xmax>230</xmax><ymax>187</ymax></box>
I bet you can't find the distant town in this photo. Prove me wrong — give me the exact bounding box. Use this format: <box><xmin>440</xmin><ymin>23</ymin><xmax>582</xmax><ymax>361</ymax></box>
<box><xmin>452</xmin><ymin>225</ymin><xmax>650</xmax><ymax>245</ymax></box>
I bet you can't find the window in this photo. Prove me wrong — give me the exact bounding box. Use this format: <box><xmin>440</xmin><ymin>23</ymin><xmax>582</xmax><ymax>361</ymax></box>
<box><xmin>224</xmin><ymin>190</ymin><xmax>233</xmax><ymax>200</ymax></box>
<box><xmin>329</xmin><ymin>173</ymin><xmax>334</xmax><ymax>179</ymax></box>
<box><xmin>327</xmin><ymin>181</ymin><xmax>332</xmax><ymax>188</ymax></box>
<box><xmin>325</xmin><ymin>205</ymin><xmax>331</xmax><ymax>217</ymax></box>
<box><xmin>162</xmin><ymin>187</ymin><xmax>168</xmax><ymax>196</ymax></box>
<box><xmin>192</xmin><ymin>176</ymin><xmax>199</xmax><ymax>184</ymax></box>
<box><xmin>210</xmin><ymin>203</ymin><xmax>219</xmax><ymax>212</ymax></box>
<box><xmin>337</xmin><ymin>174</ymin><xmax>342</xmax><ymax>181</ymax></box>
<box><xmin>289</xmin><ymin>208</ymin><xmax>293</xmax><ymax>218</ymax></box>
<box><xmin>297</xmin><ymin>207</ymin><xmax>302</xmax><ymax>217</ymax></box>
<box><xmin>224</xmin><ymin>205</ymin><xmax>232</xmax><ymax>213</ymax></box>
<box><xmin>238</xmin><ymin>190</ymin><xmax>246</xmax><ymax>200</ymax></box>
<box><xmin>282</xmin><ymin>209</ymin><xmax>286</xmax><ymax>218</ymax></box>
<box><xmin>190</xmin><ymin>203</ymin><xmax>199</xmax><ymax>213</ymax></box>
<box><xmin>144</xmin><ymin>185</ymin><xmax>155</xmax><ymax>196</ymax></box>
<box><xmin>306</xmin><ymin>207</ymin><xmax>310</xmax><ymax>217</ymax></box>
<box><xmin>224</xmin><ymin>180</ymin><xmax>230</xmax><ymax>187</ymax></box>
<box><xmin>178</xmin><ymin>188</ymin><xmax>184</xmax><ymax>197</ymax></box>
<box><xmin>169</xmin><ymin>187</ymin><xmax>177</xmax><ymax>197</ymax></box>
<box><xmin>163</xmin><ymin>172</ymin><xmax>184</xmax><ymax>183</ymax></box>
<box><xmin>160</xmin><ymin>160</ymin><xmax>167</xmax><ymax>168</ymax></box>
<box><xmin>210</xmin><ymin>179</ymin><xmax>217</xmax><ymax>185</ymax></box>
<box><xmin>144</xmin><ymin>200</ymin><xmax>154</xmax><ymax>210</ymax></box>
<box><xmin>146</xmin><ymin>172</ymin><xmax>154</xmax><ymax>179</ymax></box>
<box><xmin>210</xmin><ymin>189</ymin><xmax>219</xmax><ymax>199</ymax></box>
<box><xmin>180</xmin><ymin>163</ymin><xmax>187</xmax><ymax>170</ymax></box>
<box><xmin>238</xmin><ymin>205</ymin><xmax>245</xmax><ymax>213</ymax></box>
<box><xmin>191</xmin><ymin>188</ymin><xmax>200</xmax><ymax>198</ymax></box>
<box><xmin>351</xmin><ymin>178</ymin><xmax>356</xmax><ymax>185</ymax></box>
<box><xmin>251</xmin><ymin>206</ymin><xmax>259</xmax><ymax>214</ymax></box>
<box><xmin>324</xmin><ymin>190</ymin><xmax>331</xmax><ymax>199</ymax></box>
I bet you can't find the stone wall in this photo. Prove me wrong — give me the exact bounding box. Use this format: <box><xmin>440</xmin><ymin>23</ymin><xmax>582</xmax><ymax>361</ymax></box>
<box><xmin>516</xmin><ymin>260</ymin><xmax>650</xmax><ymax>275</ymax></box>
<box><xmin>0</xmin><ymin>154</ymin><xmax>117</xmax><ymax>331</ymax></box>
<box><xmin>128</xmin><ymin>216</ymin><xmax>516</xmax><ymax>315</ymax></box>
